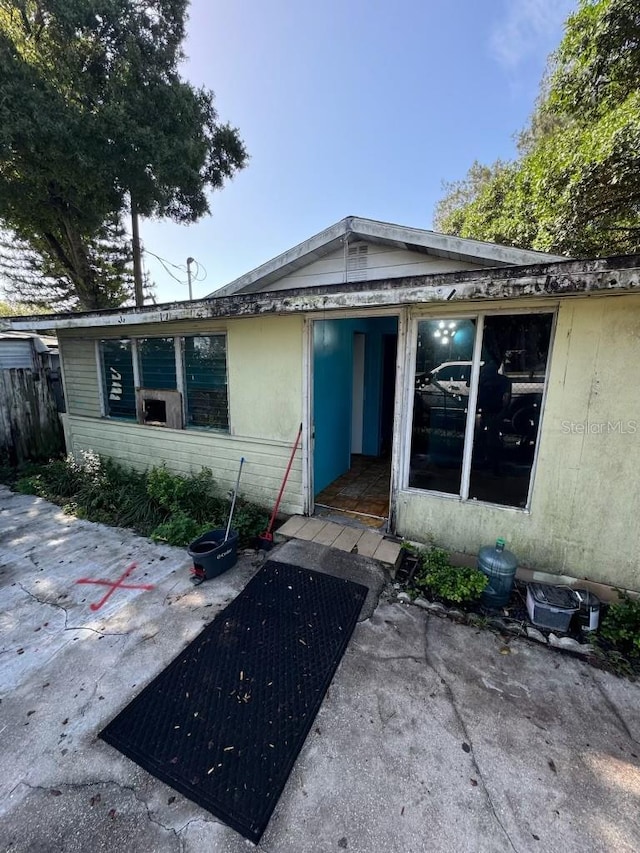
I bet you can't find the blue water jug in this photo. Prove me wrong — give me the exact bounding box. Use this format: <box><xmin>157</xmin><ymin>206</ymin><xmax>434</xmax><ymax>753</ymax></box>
<box><xmin>477</xmin><ymin>538</ymin><xmax>518</xmax><ymax>608</ymax></box>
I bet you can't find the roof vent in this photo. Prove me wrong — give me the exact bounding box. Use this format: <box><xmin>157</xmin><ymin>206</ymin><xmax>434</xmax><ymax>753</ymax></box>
<box><xmin>347</xmin><ymin>243</ymin><xmax>368</xmax><ymax>282</ymax></box>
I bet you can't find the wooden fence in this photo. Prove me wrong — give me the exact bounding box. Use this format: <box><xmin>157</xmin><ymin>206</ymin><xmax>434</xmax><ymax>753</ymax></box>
<box><xmin>0</xmin><ymin>367</ymin><xmax>64</xmax><ymax>466</ymax></box>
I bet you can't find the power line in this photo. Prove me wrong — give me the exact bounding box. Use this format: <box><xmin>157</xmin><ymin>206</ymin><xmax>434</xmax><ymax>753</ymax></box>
<box><xmin>142</xmin><ymin>245</ymin><xmax>188</xmax><ymax>285</ymax></box>
<box><xmin>193</xmin><ymin>260</ymin><xmax>207</xmax><ymax>282</ymax></box>
<box><xmin>142</xmin><ymin>245</ymin><xmax>207</xmax><ymax>293</ymax></box>
<box><xmin>143</xmin><ymin>247</ymin><xmax>188</xmax><ymax>273</ymax></box>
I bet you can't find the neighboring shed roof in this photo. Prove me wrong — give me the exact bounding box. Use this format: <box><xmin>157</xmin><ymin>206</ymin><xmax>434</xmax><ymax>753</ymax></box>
<box><xmin>0</xmin><ymin>330</ymin><xmax>57</xmax><ymax>351</ymax></box>
<box><xmin>209</xmin><ymin>216</ymin><xmax>569</xmax><ymax>298</ymax></box>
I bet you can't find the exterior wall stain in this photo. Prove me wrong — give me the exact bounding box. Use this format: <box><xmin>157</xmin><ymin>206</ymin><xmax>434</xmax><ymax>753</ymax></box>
<box><xmin>396</xmin><ymin>293</ymin><xmax>640</xmax><ymax>592</ymax></box>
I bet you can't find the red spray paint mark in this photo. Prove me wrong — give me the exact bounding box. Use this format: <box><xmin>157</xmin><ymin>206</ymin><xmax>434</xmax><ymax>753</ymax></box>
<box><xmin>76</xmin><ymin>562</ymin><xmax>154</xmax><ymax>611</ymax></box>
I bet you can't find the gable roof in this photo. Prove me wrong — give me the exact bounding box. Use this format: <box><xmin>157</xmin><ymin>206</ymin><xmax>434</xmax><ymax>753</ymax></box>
<box><xmin>209</xmin><ymin>216</ymin><xmax>568</xmax><ymax>297</ymax></box>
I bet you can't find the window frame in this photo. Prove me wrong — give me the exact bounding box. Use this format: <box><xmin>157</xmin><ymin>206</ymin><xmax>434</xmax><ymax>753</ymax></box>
<box><xmin>98</xmin><ymin>338</ymin><xmax>138</xmax><ymax>421</ymax></box>
<box><xmin>403</xmin><ymin>306</ymin><xmax>557</xmax><ymax>512</ymax></box>
<box><xmin>97</xmin><ymin>331</ymin><xmax>230</xmax><ymax>433</ymax></box>
<box><xmin>180</xmin><ymin>332</ymin><xmax>230</xmax><ymax>433</ymax></box>
<box><xmin>136</xmin><ymin>335</ymin><xmax>179</xmax><ymax>392</ymax></box>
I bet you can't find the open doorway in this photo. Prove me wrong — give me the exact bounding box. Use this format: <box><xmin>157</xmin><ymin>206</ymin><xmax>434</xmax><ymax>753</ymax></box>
<box><xmin>312</xmin><ymin>316</ymin><xmax>398</xmax><ymax>523</ymax></box>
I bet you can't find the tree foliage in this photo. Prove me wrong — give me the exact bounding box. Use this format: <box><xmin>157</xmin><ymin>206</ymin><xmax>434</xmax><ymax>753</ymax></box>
<box><xmin>434</xmin><ymin>0</ymin><xmax>640</xmax><ymax>258</ymax></box>
<box><xmin>0</xmin><ymin>1</ymin><xmax>247</xmax><ymax>309</ymax></box>
<box><xmin>0</xmin><ymin>217</ymin><xmax>134</xmax><ymax>311</ymax></box>
<box><xmin>0</xmin><ymin>297</ymin><xmax>50</xmax><ymax>315</ymax></box>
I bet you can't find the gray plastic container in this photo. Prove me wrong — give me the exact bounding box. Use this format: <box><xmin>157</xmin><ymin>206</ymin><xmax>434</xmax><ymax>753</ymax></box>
<box><xmin>526</xmin><ymin>583</ymin><xmax>579</xmax><ymax>631</ymax></box>
<box><xmin>477</xmin><ymin>538</ymin><xmax>518</xmax><ymax>608</ymax></box>
<box><xmin>188</xmin><ymin>529</ymin><xmax>239</xmax><ymax>579</ymax></box>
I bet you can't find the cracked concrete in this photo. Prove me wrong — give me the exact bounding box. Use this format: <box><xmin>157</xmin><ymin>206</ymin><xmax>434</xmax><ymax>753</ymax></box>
<box><xmin>1</xmin><ymin>486</ymin><xmax>640</xmax><ymax>852</ymax></box>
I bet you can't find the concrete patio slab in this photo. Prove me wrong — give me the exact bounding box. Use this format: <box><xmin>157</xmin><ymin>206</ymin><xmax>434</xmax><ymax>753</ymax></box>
<box><xmin>1</xmin><ymin>486</ymin><xmax>639</xmax><ymax>853</ymax></box>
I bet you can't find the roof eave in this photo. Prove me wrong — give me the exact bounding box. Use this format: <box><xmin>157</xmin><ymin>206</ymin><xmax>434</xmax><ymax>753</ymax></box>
<box><xmin>209</xmin><ymin>216</ymin><xmax>569</xmax><ymax>298</ymax></box>
<box><xmin>5</xmin><ymin>254</ymin><xmax>639</xmax><ymax>332</ymax></box>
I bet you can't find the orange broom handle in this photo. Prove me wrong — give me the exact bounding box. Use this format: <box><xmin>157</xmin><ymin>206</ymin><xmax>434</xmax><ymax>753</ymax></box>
<box><xmin>266</xmin><ymin>423</ymin><xmax>303</xmax><ymax>535</ymax></box>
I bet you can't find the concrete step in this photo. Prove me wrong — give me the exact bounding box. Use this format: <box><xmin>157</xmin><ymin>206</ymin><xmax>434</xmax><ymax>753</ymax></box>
<box><xmin>275</xmin><ymin>515</ymin><xmax>402</xmax><ymax>570</ymax></box>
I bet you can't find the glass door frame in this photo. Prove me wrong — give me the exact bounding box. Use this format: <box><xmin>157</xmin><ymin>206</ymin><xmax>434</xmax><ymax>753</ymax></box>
<box><xmin>401</xmin><ymin>305</ymin><xmax>558</xmax><ymax>512</ymax></box>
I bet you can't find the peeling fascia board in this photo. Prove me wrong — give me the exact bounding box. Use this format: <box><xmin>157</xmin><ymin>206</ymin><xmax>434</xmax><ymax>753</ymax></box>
<box><xmin>211</xmin><ymin>219</ymin><xmax>351</xmax><ymax>298</ymax></box>
<box><xmin>208</xmin><ymin>216</ymin><xmax>568</xmax><ymax>298</ymax></box>
<box><xmin>349</xmin><ymin>218</ymin><xmax>567</xmax><ymax>266</ymax></box>
<box><xmin>7</xmin><ymin>255</ymin><xmax>640</xmax><ymax>332</ymax></box>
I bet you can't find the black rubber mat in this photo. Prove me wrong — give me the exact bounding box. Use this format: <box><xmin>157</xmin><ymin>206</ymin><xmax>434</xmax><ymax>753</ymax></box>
<box><xmin>99</xmin><ymin>560</ymin><xmax>367</xmax><ymax>843</ymax></box>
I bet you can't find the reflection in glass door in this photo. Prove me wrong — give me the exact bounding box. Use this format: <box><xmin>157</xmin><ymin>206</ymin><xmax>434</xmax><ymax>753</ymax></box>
<box><xmin>469</xmin><ymin>314</ymin><xmax>553</xmax><ymax>507</ymax></box>
<box><xmin>409</xmin><ymin>312</ymin><xmax>554</xmax><ymax>508</ymax></box>
<box><xmin>409</xmin><ymin>318</ymin><xmax>477</xmax><ymax>494</ymax></box>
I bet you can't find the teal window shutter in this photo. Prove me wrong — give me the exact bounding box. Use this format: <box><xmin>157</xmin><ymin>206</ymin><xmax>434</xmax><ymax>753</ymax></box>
<box><xmin>184</xmin><ymin>335</ymin><xmax>229</xmax><ymax>430</ymax></box>
<box><xmin>139</xmin><ymin>338</ymin><xmax>177</xmax><ymax>390</ymax></box>
<box><xmin>101</xmin><ymin>340</ymin><xmax>136</xmax><ymax>419</ymax></box>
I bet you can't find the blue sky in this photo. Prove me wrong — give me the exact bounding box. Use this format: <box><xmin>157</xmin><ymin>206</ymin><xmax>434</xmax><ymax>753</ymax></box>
<box><xmin>143</xmin><ymin>0</ymin><xmax>576</xmax><ymax>302</ymax></box>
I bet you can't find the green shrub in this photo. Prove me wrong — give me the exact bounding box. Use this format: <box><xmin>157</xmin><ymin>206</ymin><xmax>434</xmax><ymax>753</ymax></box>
<box><xmin>414</xmin><ymin>547</ymin><xmax>488</xmax><ymax>604</ymax></box>
<box><xmin>95</xmin><ymin>460</ymin><xmax>165</xmax><ymax>534</ymax></box>
<box><xmin>7</xmin><ymin>453</ymin><xmax>268</xmax><ymax>550</ymax></box>
<box><xmin>37</xmin><ymin>457</ymin><xmax>85</xmax><ymax>498</ymax></box>
<box><xmin>15</xmin><ymin>475</ymin><xmax>40</xmax><ymax>495</ymax></box>
<box><xmin>150</xmin><ymin>511</ymin><xmax>211</xmax><ymax>547</ymax></box>
<box><xmin>146</xmin><ymin>465</ymin><xmax>225</xmax><ymax>524</ymax></box>
<box><xmin>597</xmin><ymin>592</ymin><xmax>640</xmax><ymax>660</ymax></box>
<box><xmin>1</xmin><ymin>459</ymin><xmax>58</xmax><ymax>487</ymax></box>
<box><xmin>232</xmin><ymin>501</ymin><xmax>269</xmax><ymax>545</ymax></box>
<box><xmin>421</xmin><ymin>547</ymin><xmax>452</xmax><ymax>574</ymax></box>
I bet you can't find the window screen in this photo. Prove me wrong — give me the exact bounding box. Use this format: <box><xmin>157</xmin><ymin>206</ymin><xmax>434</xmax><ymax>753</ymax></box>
<box><xmin>184</xmin><ymin>335</ymin><xmax>229</xmax><ymax>430</ymax></box>
<box><xmin>101</xmin><ymin>340</ymin><xmax>135</xmax><ymax>419</ymax></box>
<box><xmin>138</xmin><ymin>337</ymin><xmax>177</xmax><ymax>390</ymax></box>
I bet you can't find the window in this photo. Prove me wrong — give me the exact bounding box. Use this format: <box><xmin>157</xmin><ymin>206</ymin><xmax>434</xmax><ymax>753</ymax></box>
<box><xmin>409</xmin><ymin>312</ymin><xmax>553</xmax><ymax>508</ymax></box>
<box><xmin>101</xmin><ymin>340</ymin><xmax>136</xmax><ymax>419</ymax></box>
<box><xmin>184</xmin><ymin>334</ymin><xmax>229</xmax><ymax>430</ymax></box>
<box><xmin>99</xmin><ymin>333</ymin><xmax>229</xmax><ymax>432</ymax></box>
<box><xmin>138</xmin><ymin>337</ymin><xmax>177</xmax><ymax>390</ymax></box>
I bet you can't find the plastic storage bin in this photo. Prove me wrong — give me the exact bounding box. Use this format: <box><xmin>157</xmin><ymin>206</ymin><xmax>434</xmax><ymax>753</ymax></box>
<box><xmin>526</xmin><ymin>583</ymin><xmax>579</xmax><ymax>631</ymax></box>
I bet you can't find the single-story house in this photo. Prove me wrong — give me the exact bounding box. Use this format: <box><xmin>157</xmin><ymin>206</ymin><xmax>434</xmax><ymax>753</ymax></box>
<box><xmin>6</xmin><ymin>217</ymin><xmax>640</xmax><ymax>591</ymax></box>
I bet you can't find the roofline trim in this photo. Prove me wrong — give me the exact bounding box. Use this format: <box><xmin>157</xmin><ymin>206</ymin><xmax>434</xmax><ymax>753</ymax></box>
<box><xmin>5</xmin><ymin>254</ymin><xmax>638</xmax><ymax>332</ymax></box>
<box><xmin>209</xmin><ymin>216</ymin><xmax>568</xmax><ymax>298</ymax></box>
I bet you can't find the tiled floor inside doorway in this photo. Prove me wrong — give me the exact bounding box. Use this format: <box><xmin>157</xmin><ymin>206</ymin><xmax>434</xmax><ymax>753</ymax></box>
<box><xmin>314</xmin><ymin>455</ymin><xmax>391</xmax><ymax>519</ymax></box>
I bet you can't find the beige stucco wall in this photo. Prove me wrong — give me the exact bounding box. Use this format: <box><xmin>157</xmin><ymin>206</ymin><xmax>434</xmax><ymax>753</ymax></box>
<box><xmin>57</xmin><ymin>315</ymin><xmax>305</xmax><ymax>514</ymax></box>
<box><xmin>396</xmin><ymin>293</ymin><xmax>640</xmax><ymax>591</ymax></box>
<box><xmin>227</xmin><ymin>316</ymin><xmax>303</xmax><ymax>441</ymax></box>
